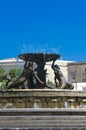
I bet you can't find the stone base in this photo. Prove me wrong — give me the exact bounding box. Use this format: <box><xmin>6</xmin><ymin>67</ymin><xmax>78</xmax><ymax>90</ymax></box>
<box><xmin>0</xmin><ymin>89</ymin><xmax>86</xmax><ymax>108</ymax></box>
<box><xmin>0</xmin><ymin>89</ymin><xmax>86</xmax><ymax>129</ymax></box>
<box><xmin>0</xmin><ymin>108</ymin><xmax>86</xmax><ymax>129</ymax></box>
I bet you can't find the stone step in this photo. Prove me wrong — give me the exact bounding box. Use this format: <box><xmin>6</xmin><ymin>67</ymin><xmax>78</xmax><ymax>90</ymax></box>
<box><xmin>0</xmin><ymin>108</ymin><xmax>86</xmax><ymax>128</ymax></box>
<box><xmin>0</xmin><ymin>116</ymin><xmax>86</xmax><ymax>128</ymax></box>
<box><xmin>1</xmin><ymin>115</ymin><xmax>86</xmax><ymax>119</ymax></box>
<box><xmin>1</xmin><ymin>108</ymin><xmax>86</xmax><ymax>116</ymax></box>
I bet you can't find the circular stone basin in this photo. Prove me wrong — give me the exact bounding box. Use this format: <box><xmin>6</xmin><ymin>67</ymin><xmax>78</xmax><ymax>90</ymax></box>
<box><xmin>18</xmin><ymin>53</ymin><xmax>61</xmax><ymax>62</ymax></box>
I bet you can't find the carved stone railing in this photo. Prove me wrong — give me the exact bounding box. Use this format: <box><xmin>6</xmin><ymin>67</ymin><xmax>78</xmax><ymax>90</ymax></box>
<box><xmin>0</xmin><ymin>89</ymin><xmax>86</xmax><ymax>108</ymax></box>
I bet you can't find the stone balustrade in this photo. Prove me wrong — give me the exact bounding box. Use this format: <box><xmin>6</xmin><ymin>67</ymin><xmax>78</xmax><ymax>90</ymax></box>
<box><xmin>0</xmin><ymin>89</ymin><xmax>86</xmax><ymax>108</ymax></box>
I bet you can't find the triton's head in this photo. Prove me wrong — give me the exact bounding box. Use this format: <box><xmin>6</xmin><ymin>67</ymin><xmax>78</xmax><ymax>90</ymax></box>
<box><xmin>28</xmin><ymin>62</ymin><xmax>33</xmax><ymax>67</ymax></box>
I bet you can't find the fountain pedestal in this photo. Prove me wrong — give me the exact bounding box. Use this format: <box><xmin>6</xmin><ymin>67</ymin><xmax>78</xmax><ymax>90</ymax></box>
<box><xmin>0</xmin><ymin>89</ymin><xmax>86</xmax><ymax>129</ymax></box>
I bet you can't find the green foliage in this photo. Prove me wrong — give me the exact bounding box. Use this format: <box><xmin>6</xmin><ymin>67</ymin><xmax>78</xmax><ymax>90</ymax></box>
<box><xmin>0</xmin><ymin>67</ymin><xmax>23</xmax><ymax>90</ymax></box>
<box><xmin>0</xmin><ymin>80</ymin><xmax>7</xmax><ymax>90</ymax></box>
<box><xmin>47</xmin><ymin>80</ymin><xmax>56</xmax><ymax>88</ymax></box>
<box><xmin>0</xmin><ymin>67</ymin><xmax>7</xmax><ymax>82</ymax></box>
<box><xmin>8</xmin><ymin>68</ymin><xmax>22</xmax><ymax>78</ymax></box>
<box><xmin>16</xmin><ymin>68</ymin><xmax>23</xmax><ymax>77</ymax></box>
<box><xmin>9</xmin><ymin>68</ymin><xmax>17</xmax><ymax>78</ymax></box>
<box><xmin>0</xmin><ymin>73</ymin><xmax>7</xmax><ymax>82</ymax></box>
<box><xmin>0</xmin><ymin>67</ymin><xmax>5</xmax><ymax>73</ymax></box>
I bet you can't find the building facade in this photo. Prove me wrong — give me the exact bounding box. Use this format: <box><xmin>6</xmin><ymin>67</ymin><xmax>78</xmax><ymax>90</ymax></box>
<box><xmin>45</xmin><ymin>60</ymin><xmax>86</xmax><ymax>84</ymax></box>
<box><xmin>0</xmin><ymin>58</ymin><xmax>24</xmax><ymax>72</ymax></box>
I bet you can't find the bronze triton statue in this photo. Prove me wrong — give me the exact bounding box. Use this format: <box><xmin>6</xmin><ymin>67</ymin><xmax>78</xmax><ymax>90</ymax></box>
<box><xmin>6</xmin><ymin>53</ymin><xmax>74</xmax><ymax>89</ymax></box>
<box><xmin>51</xmin><ymin>60</ymin><xmax>74</xmax><ymax>89</ymax></box>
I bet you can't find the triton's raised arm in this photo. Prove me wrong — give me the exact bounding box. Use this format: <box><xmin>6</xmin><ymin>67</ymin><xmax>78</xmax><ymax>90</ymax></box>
<box><xmin>51</xmin><ymin>60</ymin><xmax>56</xmax><ymax>69</ymax></box>
<box><xmin>24</xmin><ymin>60</ymin><xmax>28</xmax><ymax>69</ymax></box>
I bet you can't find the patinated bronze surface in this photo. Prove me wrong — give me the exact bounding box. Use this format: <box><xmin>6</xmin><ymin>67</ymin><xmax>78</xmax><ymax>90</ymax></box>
<box><xmin>7</xmin><ymin>53</ymin><xmax>73</xmax><ymax>89</ymax></box>
<box><xmin>7</xmin><ymin>53</ymin><xmax>60</xmax><ymax>89</ymax></box>
<box><xmin>18</xmin><ymin>53</ymin><xmax>60</xmax><ymax>62</ymax></box>
<box><xmin>51</xmin><ymin>60</ymin><xmax>74</xmax><ymax>89</ymax></box>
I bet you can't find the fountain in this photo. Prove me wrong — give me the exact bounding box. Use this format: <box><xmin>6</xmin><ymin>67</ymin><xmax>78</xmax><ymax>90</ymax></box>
<box><xmin>18</xmin><ymin>53</ymin><xmax>61</xmax><ymax>88</ymax></box>
<box><xmin>0</xmin><ymin>52</ymin><xmax>76</xmax><ymax>109</ymax></box>
<box><xmin>7</xmin><ymin>53</ymin><xmax>60</xmax><ymax>89</ymax></box>
<box><xmin>0</xmin><ymin>53</ymin><xmax>86</xmax><ymax>129</ymax></box>
<box><xmin>7</xmin><ymin>52</ymin><xmax>73</xmax><ymax>89</ymax></box>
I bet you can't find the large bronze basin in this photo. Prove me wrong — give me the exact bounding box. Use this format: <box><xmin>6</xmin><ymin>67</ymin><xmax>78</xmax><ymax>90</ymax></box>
<box><xmin>18</xmin><ymin>53</ymin><xmax>60</xmax><ymax>62</ymax></box>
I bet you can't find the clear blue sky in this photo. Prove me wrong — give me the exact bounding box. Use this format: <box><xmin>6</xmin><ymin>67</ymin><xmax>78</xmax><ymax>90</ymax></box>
<box><xmin>0</xmin><ymin>0</ymin><xmax>86</xmax><ymax>61</ymax></box>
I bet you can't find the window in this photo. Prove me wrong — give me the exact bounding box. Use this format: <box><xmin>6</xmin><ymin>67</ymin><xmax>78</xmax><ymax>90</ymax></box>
<box><xmin>73</xmin><ymin>77</ymin><xmax>75</xmax><ymax>80</ymax></box>
<box><xmin>83</xmin><ymin>68</ymin><xmax>86</xmax><ymax>72</ymax></box>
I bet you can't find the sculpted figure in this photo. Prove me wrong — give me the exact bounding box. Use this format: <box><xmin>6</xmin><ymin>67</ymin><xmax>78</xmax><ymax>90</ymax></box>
<box><xmin>7</xmin><ymin>61</ymin><xmax>45</xmax><ymax>89</ymax></box>
<box><xmin>52</xmin><ymin>60</ymin><xmax>74</xmax><ymax>89</ymax></box>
